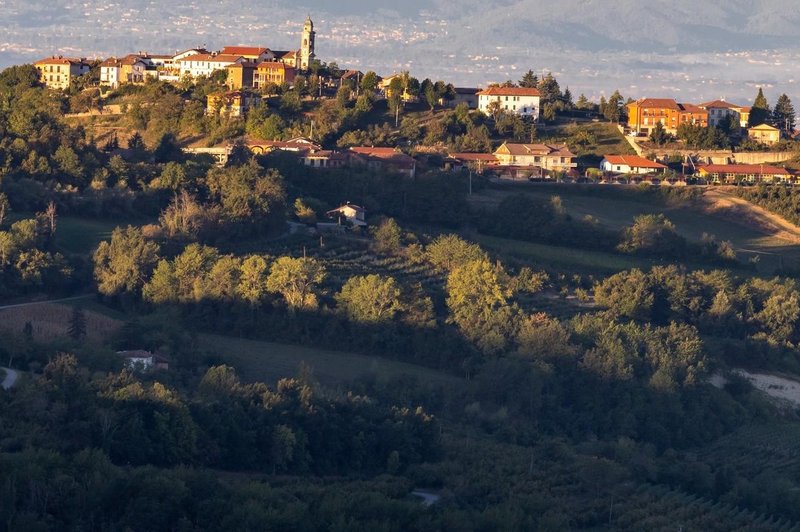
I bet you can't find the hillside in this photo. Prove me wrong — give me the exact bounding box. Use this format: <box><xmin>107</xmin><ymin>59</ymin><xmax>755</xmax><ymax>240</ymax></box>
<box><xmin>470</xmin><ymin>184</ymin><xmax>800</xmax><ymax>273</ymax></box>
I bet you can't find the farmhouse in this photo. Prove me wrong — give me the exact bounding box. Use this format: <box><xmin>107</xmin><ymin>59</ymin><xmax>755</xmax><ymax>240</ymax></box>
<box><xmin>445</xmin><ymin>152</ymin><xmax>499</xmax><ymax>172</ymax></box>
<box><xmin>177</xmin><ymin>53</ymin><xmax>247</xmax><ymax>79</ymax></box>
<box><xmin>348</xmin><ymin>147</ymin><xmax>417</xmax><ymax>178</ymax></box>
<box><xmin>600</xmin><ymin>155</ymin><xmax>667</xmax><ymax>174</ymax></box>
<box><xmin>493</xmin><ymin>142</ymin><xmax>576</xmax><ymax>172</ymax></box>
<box><xmin>327</xmin><ymin>203</ymin><xmax>367</xmax><ymax>227</ymax></box>
<box><xmin>117</xmin><ymin>350</ymin><xmax>169</xmax><ymax>371</ymax></box>
<box><xmin>206</xmin><ymin>90</ymin><xmax>261</xmax><ymax>117</ymax></box>
<box><xmin>748</xmin><ymin>124</ymin><xmax>781</xmax><ymax>146</ymax></box>
<box><xmin>477</xmin><ymin>86</ymin><xmax>540</xmax><ymax>118</ymax></box>
<box><xmin>697</xmin><ymin>164</ymin><xmax>792</xmax><ymax>184</ymax></box>
<box><xmin>34</xmin><ymin>56</ymin><xmax>91</xmax><ymax>90</ymax></box>
<box><xmin>698</xmin><ymin>99</ymin><xmax>744</xmax><ymax>128</ymax></box>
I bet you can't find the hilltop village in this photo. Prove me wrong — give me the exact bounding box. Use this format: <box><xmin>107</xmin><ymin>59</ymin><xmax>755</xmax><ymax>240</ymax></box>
<box><xmin>25</xmin><ymin>15</ymin><xmax>800</xmax><ymax>188</ymax></box>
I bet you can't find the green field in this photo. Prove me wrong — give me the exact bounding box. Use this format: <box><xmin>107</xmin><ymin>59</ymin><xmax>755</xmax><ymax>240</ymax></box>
<box><xmin>202</xmin><ymin>334</ymin><xmax>462</xmax><ymax>388</ymax></box>
<box><xmin>8</xmin><ymin>213</ymin><xmax>119</xmax><ymax>255</ymax></box>
<box><xmin>55</xmin><ymin>217</ymin><xmax>119</xmax><ymax>254</ymax></box>
<box><xmin>474</xmin><ymin>185</ymin><xmax>800</xmax><ymax>273</ymax></box>
<box><xmin>475</xmin><ymin>233</ymin><xmax>654</xmax><ymax>272</ymax></box>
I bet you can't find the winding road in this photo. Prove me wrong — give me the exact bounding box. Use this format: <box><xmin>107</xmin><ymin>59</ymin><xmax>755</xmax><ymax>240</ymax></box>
<box><xmin>1</xmin><ymin>368</ymin><xmax>19</xmax><ymax>390</ymax></box>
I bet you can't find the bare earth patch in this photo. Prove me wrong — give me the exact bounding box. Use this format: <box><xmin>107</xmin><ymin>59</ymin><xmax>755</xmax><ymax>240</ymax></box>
<box><xmin>700</xmin><ymin>189</ymin><xmax>800</xmax><ymax>245</ymax></box>
<box><xmin>713</xmin><ymin>369</ymin><xmax>800</xmax><ymax>408</ymax></box>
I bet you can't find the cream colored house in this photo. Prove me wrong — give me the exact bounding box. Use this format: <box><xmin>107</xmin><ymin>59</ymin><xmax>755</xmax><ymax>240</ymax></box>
<box><xmin>177</xmin><ymin>53</ymin><xmax>246</xmax><ymax>79</ymax></box>
<box><xmin>748</xmin><ymin>124</ymin><xmax>781</xmax><ymax>146</ymax></box>
<box><xmin>600</xmin><ymin>155</ymin><xmax>667</xmax><ymax>174</ymax></box>
<box><xmin>35</xmin><ymin>56</ymin><xmax>91</xmax><ymax>90</ymax></box>
<box><xmin>477</xmin><ymin>86</ymin><xmax>541</xmax><ymax>118</ymax></box>
<box><xmin>493</xmin><ymin>142</ymin><xmax>576</xmax><ymax>171</ymax></box>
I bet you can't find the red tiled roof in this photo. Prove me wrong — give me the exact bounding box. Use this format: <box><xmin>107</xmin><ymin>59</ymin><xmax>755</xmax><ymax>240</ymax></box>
<box><xmin>495</xmin><ymin>143</ymin><xmax>575</xmax><ymax>157</ymax></box>
<box><xmin>603</xmin><ymin>155</ymin><xmax>667</xmax><ymax>169</ymax></box>
<box><xmin>477</xmin><ymin>86</ymin><xmax>541</xmax><ymax>97</ymax></box>
<box><xmin>178</xmin><ymin>54</ymin><xmax>243</xmax><ymax>63</ymax></box>
<box><xmin>678</xmin><ymin>103</ymin><xmax>706</xmax><ymax>114</ymax></box>
<box><xmin>221</xmin><ymin>46</ymin><xmax>268</xmax><ymax>56</ymax></box>
<box><xmin>698</xmin><ymin>99</ymin><xmax>740</xmax><ymax>109</ymax></box>
<box><xmin>700</xmin><ymin>164</ymin><xmax>789</xmax><ymax>175</ymax></box>
<box><xmin>35</xmin><ymin>56</ymin><xmax>86</xmax><ymax>65</ymax></box>
<box><xmin>349</xmin><ymin>147</ymin><xmax>416</xmax><ymax>166</ymax></box>
<box><xmin>632</xmin><ymin>98</ymin><xmax>679</xmax><ymax>110</ymax></box>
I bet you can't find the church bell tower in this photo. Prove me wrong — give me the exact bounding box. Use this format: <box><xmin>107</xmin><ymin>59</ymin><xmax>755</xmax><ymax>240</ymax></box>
<box><xmin>300</xmin><ymin>15</ymin><xmax>316</xmax><ymax>72</ymax></box>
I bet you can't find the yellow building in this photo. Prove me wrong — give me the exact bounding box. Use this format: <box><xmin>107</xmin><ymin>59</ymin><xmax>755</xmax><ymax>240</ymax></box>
<box><xmin>254</xmin><ymin>62</ymin><xmax>296</xmax><ymax>89</ymax></box>
<box><xmin>748</xmin><ymin>123</ymin><xmax>781</xmax><ymax>146</ymax></box>
<box><xmin>34</xmin><ymin>56</ymin><xmax>91</xmax><ymax>90</ymax></box>
<box><xmin>226</xmin><ymin>62</ymin><xmax>257</xmax><ymax>89</ymax></box>
<box><xmin>206</xmin><ymin>90</ymin><xmax>261</xmax><ymax>117</ymax></box>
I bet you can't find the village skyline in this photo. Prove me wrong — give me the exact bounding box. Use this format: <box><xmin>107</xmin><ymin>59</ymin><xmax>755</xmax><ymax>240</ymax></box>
<box><xmin>2</xmin><ymin>0</ymin><xmax>800</xmax><ymax>102</ymax></box>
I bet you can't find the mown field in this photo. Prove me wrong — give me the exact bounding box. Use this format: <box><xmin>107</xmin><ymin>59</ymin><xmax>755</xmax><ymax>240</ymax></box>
<box><xmin>472</xmin><ymin>184</ymin><xmax>800</xmax><ymax>273</ymax></box>
<box><xmin>8</xmin><ymin>213</ymin><xmax>119</xmax><ymax>255</ymax></box>
<box><xmin>202</xmin><ymin>334</ymin><xmax>462</xmax><ymax>388</ymax></box>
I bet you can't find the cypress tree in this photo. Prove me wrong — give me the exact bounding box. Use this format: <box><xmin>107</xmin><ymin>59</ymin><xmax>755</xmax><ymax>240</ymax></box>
<box><xmin>748</xmin><ymin>88</ymin><xmax>771</xmax><ymax>127</ymax></box>
<box><xmin>773</xmin><ymin>93</ymin><xmax>795</xmax><ymax>132</ymax></box>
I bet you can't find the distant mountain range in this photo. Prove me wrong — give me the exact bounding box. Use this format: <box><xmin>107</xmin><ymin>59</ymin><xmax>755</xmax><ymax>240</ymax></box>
<box><xmin>1</xmin><ymin>0</ymin><xmax>798</xmax><ymax>103</ymax></box>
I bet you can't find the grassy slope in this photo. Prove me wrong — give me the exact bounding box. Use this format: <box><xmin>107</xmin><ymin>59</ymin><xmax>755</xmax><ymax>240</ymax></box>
<box><xmin>473</xmin><ymin>185</ymin><xmax>800</xmax><ymax>273</ymax></box>
<box><xmin>202</xmin><ymin>334</ymin><xmax>461</xmax><ymax>388</ymax></box>
<box><xmin>55</xmin><ymin>217</ymin><xmax>118</xmax><ymax>254</ymax></box>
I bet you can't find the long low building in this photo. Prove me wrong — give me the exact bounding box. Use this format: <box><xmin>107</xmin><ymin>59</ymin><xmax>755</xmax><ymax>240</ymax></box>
<box><xmin>600</xmin><ymin>155</ymin><xmax>667</xmax><ymax>174</ymax></box>
<box><xmin>493</xmin><ymin>142</ymin><xmax>577</xmax><ymax>172</ymax></box>
<box><xmin>697</xmin><ymin>164</ymin><xmax>793</xmax><ymax>184</ymax></box>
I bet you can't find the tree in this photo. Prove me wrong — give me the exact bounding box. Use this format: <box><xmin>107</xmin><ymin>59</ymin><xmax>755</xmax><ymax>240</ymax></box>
<box><xmin>516</xmin><ymin>312</ymin><xmax>577</xmax><ymax>362</ymax></box>
<box><xmin>68</xmin><ymin>307</ymin><xmax>87</xmax><ymax>341</ymax></box>
<box><xmin>773</xmin><ymin>93</ymin><xmax>795</xmax><ymax>132</ymax></box>
<box><xmin>336</xmin><ymin>274</ymin><xmax>403</xmax><ymax>323</ymax></box>
<box><xmin>0</xmin><ymin>192</ymin><xmax>9</xmax><ymax>227</ymax></box>
<box><xmin>604</xmin><ymin>90</ymin><xmax>623</xmax><ymax>122</ymax></box>
<box><xmin>237</xmin><ymin>255</ymin><xmax>270</xmax><ymax>306</ymax></box>
<box><xmin>360</xmin><ymin>71</ymin><xmax>378</xmax><ymax>93</ymax></box>
<box><xmin>748</xmin><ymin>88</ymin><xmax>771</xmax><ymax>127</ymax></box>
<box><xmin>266</xmin><ymin>257</ymin><xmax>326</xmax><ymax>311</ymax></box>
<box><xmin>618</xmin><ymin>214</ymin><xmax>686</xmax><ymax>257</ymax></box>
<box><xmin>575</xmin><ymin>93</ymin><xmax>591</xmax><ymax>110</ymax></box>
<box><xmin>649</xmin><ymin>122</ymin><xmax>670</xmax><ymax>147</ymax></box>
<box><xmin>446</xmin><ymin>258</ymin><xmax>516</xmax><ymax>354</ymax></box>
<box><xmin>373</xmin><ymin>218</ymin><xmax>403</xmax><ymax>254</ymax></box>
<box><xmin>94</xmin><ymin>226</ymin><xmax>160</xmax><ymax>297</ymax></box>
<box><xmin>387</xmin><ymin>77</ymin><xmax>404</xmax><ymax>126</ymax></box>
<box><xmin>425</xmin><ymin>234</ymin><xmax>488</xmax><ymax>272</ymax></box>
<box><xmin>519</xmin><ymin>70</ymin><xmax>538</xmax><ymax>88</ymax></box>
<box><xmin>537</xmin><ymin>73</ymin><xmax>561</xmax><ymax>106</ymax></box>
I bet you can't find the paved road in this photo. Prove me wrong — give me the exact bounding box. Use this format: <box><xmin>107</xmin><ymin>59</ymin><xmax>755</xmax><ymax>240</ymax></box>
<box><xmin>0</xmin><ymin>294</ymin><xmax>93</xmax><ymax>311</ymax></box>
<box><xmin>1</xmin><ymin>368</ymin><xmax>18</xmax><ymax>390</ymax></box>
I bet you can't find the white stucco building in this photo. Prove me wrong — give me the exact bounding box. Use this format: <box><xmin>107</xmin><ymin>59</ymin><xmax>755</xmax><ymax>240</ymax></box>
<box><xmin>477</xmin><ymin>86</ymin><xmax>541</xmax><ymax>119</ymax></box>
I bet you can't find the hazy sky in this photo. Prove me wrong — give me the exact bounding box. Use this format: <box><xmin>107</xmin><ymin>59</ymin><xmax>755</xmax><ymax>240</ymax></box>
<box><xmin>1</xmin><ymin>0</ymin><xmax>798</xmax><ymax>104</ymax></box>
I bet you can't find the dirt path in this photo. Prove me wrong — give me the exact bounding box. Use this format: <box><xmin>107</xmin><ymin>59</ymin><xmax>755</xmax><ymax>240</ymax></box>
<box><xmin>699</xmin><ymin>189</ymin><xmax>800</xmax><ymax>244</ymax></box>
<box><xmin>0</xmin><ymin>294</ymin><xmax>93</xmax><ymax>311</ymax></box>
<box><xmin>712</xmin><ymin>369</ymin><xmax>800</xmax><ymax>408</ymax></box>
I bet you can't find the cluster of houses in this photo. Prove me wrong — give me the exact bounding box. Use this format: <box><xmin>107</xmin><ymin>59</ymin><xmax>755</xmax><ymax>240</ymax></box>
<box><xmin>627</xmin><ymin>97</ymin><xmax>782</xmax><ymax>146</ymax></box>
<box><xmin>34</xmin><ymin>15</ymin><xmax>317</xmax><ymax>91</ymax></box>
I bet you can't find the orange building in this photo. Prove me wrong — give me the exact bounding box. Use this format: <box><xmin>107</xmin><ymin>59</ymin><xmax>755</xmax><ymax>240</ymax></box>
<box><xmin>627</xmin><ymin>98</ymin><xmax>708</xmax><ymax>135</ymax></box>
<box><xmin>226</xmin><ymin>62</ymin><xmax>257</xmax><ymax>89</ymax></box>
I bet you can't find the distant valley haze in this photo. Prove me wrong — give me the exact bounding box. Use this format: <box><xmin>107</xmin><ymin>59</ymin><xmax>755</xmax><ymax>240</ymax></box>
<box><xmin>1</xmin><ymin>0</ymin><xmax>798</xmax><ymax>105</ymax></box>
